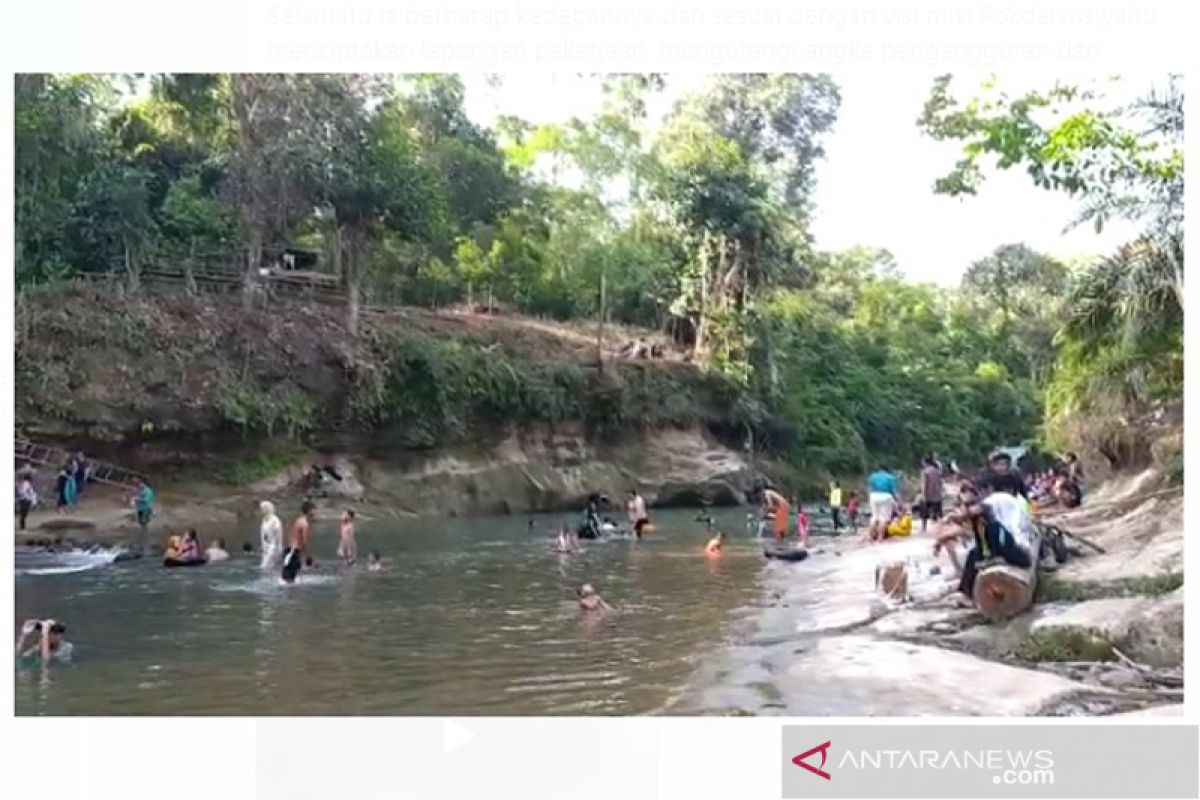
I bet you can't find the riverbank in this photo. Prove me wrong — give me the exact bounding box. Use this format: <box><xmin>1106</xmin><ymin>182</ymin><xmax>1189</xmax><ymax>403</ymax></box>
<box><xmin>671</xmin><ymin>469</ymin><xmax>1183</xmax><ymax>716</ymax></box>
<box><xmin>16</xmin><ymin>425</ymin><xmax>756</xmax><ymax>544</ymax></box>
<box><xmin>17</xmin><ymin>285</ymin><xmax>777</xmax><ymax>531</ymax></box>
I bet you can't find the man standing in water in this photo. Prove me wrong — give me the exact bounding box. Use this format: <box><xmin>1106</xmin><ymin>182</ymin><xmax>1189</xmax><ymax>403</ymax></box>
<box><xmin>626</xmin><ymin>489</ymin><xmax>649</xmax><ymax>538</ymax></box>
<box><xmin>337</xmin><ymin>508</ymin><xmax>357</xmax><ymax>566</ymax></box>
<box><xmin>281</xmin><ymin>500</ymin><xmax>316</xmax><ymax>584</ymax></box>
<box><xmin>762</xmin><ymin>486</ymin><xmax>791</xmax><ymax>541</ymax></box>
<box><xmin>258</xmin><ymin>500</ymin><xmax>284</xmax><ymax>570</ymax></box>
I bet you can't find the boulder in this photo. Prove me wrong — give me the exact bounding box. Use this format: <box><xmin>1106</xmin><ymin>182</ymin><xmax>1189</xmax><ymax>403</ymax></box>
<box><xmin>768</xmin><ymin>636</ymin><xmax>1101</xmax><ymax>716</ymax></box>
<box><xmin>1028</xmin><ymin>590</ymin><xmax>1183</xmax><ymax>667</ymax></box>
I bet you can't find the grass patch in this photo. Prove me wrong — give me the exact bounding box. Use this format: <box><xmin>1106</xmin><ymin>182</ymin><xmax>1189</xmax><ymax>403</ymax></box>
<box><xmin>1015</xmin><ymin>628</ymin><xmax>1116</xmax><ymax>662</ymax></box>
<box><xmin>214</xmin><ymin>449</ymin><xmax>301</xmax><ymax>486</ymax></box>
<box><xmin>1037</xmin><ymin>573</ymin><xmax>1183</xmax><ymax>603</ymax></box>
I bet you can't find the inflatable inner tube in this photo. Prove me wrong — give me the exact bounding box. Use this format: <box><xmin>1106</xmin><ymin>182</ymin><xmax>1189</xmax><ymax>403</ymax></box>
<box><xmin>763</xmin><ymin>546</ymin><xmax>810</xmax><ymax>562</ymax></box>
<box><xmin>163</xmin><ymin>557</ymin><xmax>208</xmax><ymax>568</ymax></box>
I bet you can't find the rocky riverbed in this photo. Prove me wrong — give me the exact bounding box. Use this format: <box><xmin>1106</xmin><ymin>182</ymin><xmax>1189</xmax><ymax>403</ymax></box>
<box><xmin>668</xmin><ymin>469</ymin><xmax>1183</xmax><ymax>716</ymax></box>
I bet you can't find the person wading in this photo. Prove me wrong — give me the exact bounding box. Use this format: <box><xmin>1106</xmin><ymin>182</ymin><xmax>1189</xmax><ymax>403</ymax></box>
<box><xmin>762</xmin><ymin>487</ymin><xmax>791</xmax><ymax>541</ymax></box>
<box><xmin>258</xmin><ymin>501</ymin><xmax>284</xmax><ymax>570</ymax></box>
<box><xmin>626</xmin><ymin>489</ymin><xmax>650</xmax><ymax>538</ymax></box>
<box><xmin>281</xmin><ymin>500</ymin><xmax>316</xmax><ymax>584</ymax></box>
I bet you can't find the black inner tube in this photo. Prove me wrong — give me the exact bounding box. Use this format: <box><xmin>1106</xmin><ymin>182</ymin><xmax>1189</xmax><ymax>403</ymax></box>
<box><xmin>763</xmin><ymin>546</ymin><xmax>809</xmax><ymax>562</ymax></box>
<box><xmin>163</xmin><ymin>557</ymin><xmax>207</xmax><ymax>568</ymax></box>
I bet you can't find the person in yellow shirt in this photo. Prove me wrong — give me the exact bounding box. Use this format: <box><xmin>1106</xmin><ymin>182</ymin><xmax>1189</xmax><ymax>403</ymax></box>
<box><xmin>886</xmin><ymin>505</ymin><xmax>913</xmax><ymax>538</ymax></box>
<box><xmin>828</xmin><ymin>481</ymin><xmax>844</xmax><ymax>532</ymax></box>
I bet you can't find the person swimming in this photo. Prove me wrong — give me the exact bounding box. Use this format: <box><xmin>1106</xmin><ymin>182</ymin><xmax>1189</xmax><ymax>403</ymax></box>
<box><xmin>366</xmin><ymin>551</ymin><xmax>383</xmax><ymax>572</ymax></box>
<box><xmin>15</xmin><ymin>619</ymin><xmax>73</xmax><ymax>669</ymax></box>
<box><xmin>555</xmin><ymin>524</ymin><xmax>577</xmax><ymax>553</ymax></box>
<box><xmin>205</xmin><ymin>538</ymin><xmax>230</xmax><ymax>562</ymax></box>
<box><xmin>179</xmin><ymin>529</ymin><xmax>202</xmax><ymax>561</ymax></box>
<box><xmin>704</xmin><ymin>531</ymin><xmax>726</xmax><ymax>556</ymax></box>
<box><xmin>577</xmin><ymin>583</ymin><xmax>612</xmax><ymax>612</ymax></box>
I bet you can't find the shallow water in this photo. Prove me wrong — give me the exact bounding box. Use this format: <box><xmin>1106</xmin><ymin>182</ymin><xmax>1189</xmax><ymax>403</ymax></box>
<box><xmin>15</xmin><ymin>507</ymin><xmax>822</xmax><ymax>716</ymax></box>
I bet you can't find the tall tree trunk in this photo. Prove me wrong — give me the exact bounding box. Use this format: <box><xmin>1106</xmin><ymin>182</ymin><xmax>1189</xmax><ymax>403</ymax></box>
<box><xmin>124</xmin><ymin>243</ymin><xmax>140</xmax><ymax>293</ymax></box>
<box><xmin>184</xmin><ymin>238</ymin><xmax>198</xmax><ymax>295</ymax></box>
<box><xmin>243</xmin><ymin>230</ymin><xmax>263</xmax><ymax>307</ymax></box>
<box><xmin>345</xmin><ymin>228</ymin><xmax>361</xmax><ymax>337</ymax></box>
<box><xmin>694</xmin><ymin>235</ymin><xmax>711</xmax><ymax>357</ymax></box>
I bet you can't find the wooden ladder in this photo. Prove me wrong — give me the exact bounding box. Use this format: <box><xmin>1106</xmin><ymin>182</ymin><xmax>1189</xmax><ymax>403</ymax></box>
<box><xmin>15</xmin><ymin>438</ymin><xmax>146</xmax><ymax>490</ymax></box>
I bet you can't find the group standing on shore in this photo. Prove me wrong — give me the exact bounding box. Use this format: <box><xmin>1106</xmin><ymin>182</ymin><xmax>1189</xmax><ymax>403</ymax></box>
<box><xmin>13</xmin><ymin>453</ymin><xmax>159</xmax><ymax>537</ymax></box>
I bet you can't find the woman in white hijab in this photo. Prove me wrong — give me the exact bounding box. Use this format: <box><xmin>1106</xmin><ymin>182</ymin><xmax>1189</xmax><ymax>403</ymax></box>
<box><xmin>258</xmin><ymin>500</ymin><xmax>283</xmax><ymax>569</ymax></box>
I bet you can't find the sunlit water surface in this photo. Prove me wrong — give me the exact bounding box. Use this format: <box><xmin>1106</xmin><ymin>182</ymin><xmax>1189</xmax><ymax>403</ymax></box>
<box><xmin>16</xmin><ymin>507</ymin><xmax>829</xmax><ymax>715</ymax></box>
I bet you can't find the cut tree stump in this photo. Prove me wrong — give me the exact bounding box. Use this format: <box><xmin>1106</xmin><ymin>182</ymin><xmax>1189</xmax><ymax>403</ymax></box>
<box><xmin>974</xmin><ymin>528</ymin><xmax>1043</xmax><ymax>620</ymax></box>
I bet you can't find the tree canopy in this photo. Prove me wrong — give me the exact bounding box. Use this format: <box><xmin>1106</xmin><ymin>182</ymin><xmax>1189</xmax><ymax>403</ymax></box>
<box><xmin>16</xmin><ymin>72</ymin><xmax>1175</xmax><ymax>484</ymax></box>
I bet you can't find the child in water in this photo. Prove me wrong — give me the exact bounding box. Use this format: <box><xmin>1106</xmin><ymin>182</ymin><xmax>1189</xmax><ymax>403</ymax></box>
<box><xmin>366</xmin><ymin>551</ymin><xmax>383</xmax><ymax>572</ymax></box>
<box><xmin>577</xmin><ymin>584</ymin><xmax>612</xmax><ymax>612</ymax></box>
<box><xmin>795</xmin><ymin>506</ymin><xmax>810</xmax><ymax>546</ymax></box>
<box><xmin>704</xmin><ymin>531</ymin><xmax>726</xmax><ymax>556</ymax></box>
<box><xmin>337</xmin><ymin>509</ymin><xmax>358</xmax><ymax>566</ymax></box>
<box><xmin>555</xmin><ymin>524</ymin><xmax>576</xmax><ymax>553</ymax></box>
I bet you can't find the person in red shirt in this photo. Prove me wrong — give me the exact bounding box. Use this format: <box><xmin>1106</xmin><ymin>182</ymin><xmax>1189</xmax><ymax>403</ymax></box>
<box><xmin>846</xmin><ymin>491</ymin><xmax>860</xmax><ymax>534</ymax></box>
<box><xmin>795</xmin><ymin>505</ymin><xmax>810</xmax><ymax>546</ymax></box>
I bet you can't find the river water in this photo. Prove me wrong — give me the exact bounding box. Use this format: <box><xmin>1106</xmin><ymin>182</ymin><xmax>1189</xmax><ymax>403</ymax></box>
<box><xmin>16</xmin><ymin>507</ymin><xmax>824</xmax><ymax>716</ymax></box>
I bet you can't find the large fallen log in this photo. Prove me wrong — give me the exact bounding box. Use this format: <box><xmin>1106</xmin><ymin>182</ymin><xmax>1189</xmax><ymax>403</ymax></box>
<box><xmin>973</xmin><ymin>525</ymin><xmax>1043</xmax><ymax>620</ymax></box>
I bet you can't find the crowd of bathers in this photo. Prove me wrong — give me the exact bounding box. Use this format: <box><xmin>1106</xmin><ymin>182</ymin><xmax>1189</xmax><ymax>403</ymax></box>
<box><xmin>16</xmin><ymin>448</ymin><xmax>1086</xmax><ymax>668</ymax></box>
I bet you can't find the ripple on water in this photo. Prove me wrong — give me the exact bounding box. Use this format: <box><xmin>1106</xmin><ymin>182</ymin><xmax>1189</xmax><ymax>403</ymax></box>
<box><xmin>14</xmin><ymin>508</ymin><xmax>769</xmax><ymax>715</ymax></box>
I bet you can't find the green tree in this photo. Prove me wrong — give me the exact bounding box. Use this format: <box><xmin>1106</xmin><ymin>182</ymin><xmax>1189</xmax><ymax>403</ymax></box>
<box><xmin>15</xmin><ymin>74</ymin><xmax>118</xmax><ymax>283</ymax></box>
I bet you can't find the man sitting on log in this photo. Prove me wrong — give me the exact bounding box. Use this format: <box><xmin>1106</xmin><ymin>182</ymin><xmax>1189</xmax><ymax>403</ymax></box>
<box><xmin>932</xmin><ymin>480</ymin><xmax>1031</xmax><ymax>602</ymax></box>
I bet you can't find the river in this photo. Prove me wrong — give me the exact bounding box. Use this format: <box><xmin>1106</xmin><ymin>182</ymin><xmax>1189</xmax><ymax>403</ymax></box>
<box><xmin>16</xmin><ymin>506</ymin><xmax>823</xmax><ymax>716</ymax></box>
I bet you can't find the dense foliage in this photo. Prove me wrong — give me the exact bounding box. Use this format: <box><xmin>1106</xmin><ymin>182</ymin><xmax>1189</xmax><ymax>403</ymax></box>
<box><xmin>919</xmin><ymin>74</ymin><xmax>1184</xmax><ymax>463</ymax></box>
<box><xmin>17</xmin><ymin>72</ymin><xmax>1174</xmax><ymax>481</ymax></box>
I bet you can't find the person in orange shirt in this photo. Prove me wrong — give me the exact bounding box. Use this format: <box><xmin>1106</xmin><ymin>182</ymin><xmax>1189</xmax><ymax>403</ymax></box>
<box><xmin>704</xmin><ymin>532</ymin><xmax>726</xmax><ymax>556</ymax></box>
<box><xmin>762</xmin><ymin>488</ymin><xmax>790</xmax><ymax>541</ymax></box>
